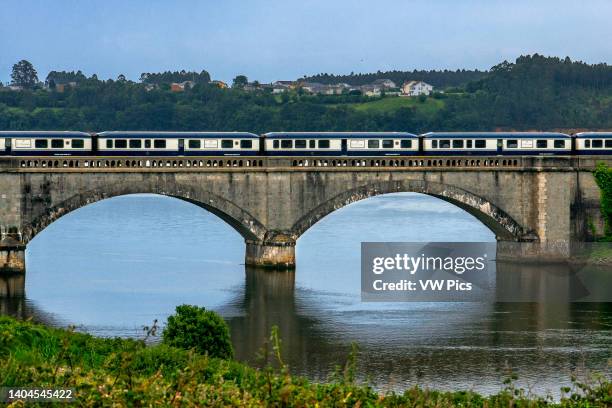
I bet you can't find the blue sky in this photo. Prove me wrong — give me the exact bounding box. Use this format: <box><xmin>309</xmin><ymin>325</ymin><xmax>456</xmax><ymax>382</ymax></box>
<box><xmin>1</xmin><ymin>0</ymin><xmax>611</xmax><ymax>84</ymax></box>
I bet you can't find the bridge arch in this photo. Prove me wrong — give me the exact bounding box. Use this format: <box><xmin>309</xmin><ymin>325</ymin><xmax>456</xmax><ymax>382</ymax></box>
<box><xmin>290</xmin><ymin>180</ymin><xmax>534</xmax><ymax>242</ymax></box>
<box><xmin>20</xmin><ymin>181</ymin><xmax>267</xmax><ymax>245</ymax></box>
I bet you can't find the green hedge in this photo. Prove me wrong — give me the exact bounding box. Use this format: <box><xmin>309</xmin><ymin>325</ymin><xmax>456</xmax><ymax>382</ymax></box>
<box><xmin>593</xmin><ymin>163</ymin><xmax>612</xmax><ymax>240</ymax></box>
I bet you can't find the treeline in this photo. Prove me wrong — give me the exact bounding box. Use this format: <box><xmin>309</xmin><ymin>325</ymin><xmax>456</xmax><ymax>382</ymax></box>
<box><xmin>139</xmin><ymin>70</ymin><xmax>212</xmax><ymax>85</ymax></box>
<box><xmin>303</xmin><ymin>69</ymin><xmax>487</xmax><ymax>88</ymax></box>
<box><xmin>0</xmin><ymin>54</ymin><xmax>611</xmax><ymax>132</ymax></box>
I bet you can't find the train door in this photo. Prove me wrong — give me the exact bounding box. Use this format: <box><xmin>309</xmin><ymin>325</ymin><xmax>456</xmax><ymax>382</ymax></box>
<box><xmin>497</xmin><ymin>139</ymin><xmax>503</xmax><ymax>154</ymax></box>
<box><xmin>178</xmin><ymin>139</ymin><xmax>185</xmax><ymax>155</ymax></box>
<box><xmin>5</xmin><ymin>138</ymin><xmax>11</xmax><ymax>155</ymax></box>
<box><xmin>341</xmin><ymin>139</ymin><xmax>348</xmax><ymax>155</ymax></box>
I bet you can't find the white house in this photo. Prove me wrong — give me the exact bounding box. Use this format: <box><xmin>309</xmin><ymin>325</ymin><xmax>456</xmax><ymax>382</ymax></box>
<box><xmin>371</xmin><ymin>78</ymin><xmax>396</xmax><ymax>89</ymax></box>
<box><xmin>401</xmin><ymin>81</ymin><xmax>433</xmax><ymax>96</ymax></box>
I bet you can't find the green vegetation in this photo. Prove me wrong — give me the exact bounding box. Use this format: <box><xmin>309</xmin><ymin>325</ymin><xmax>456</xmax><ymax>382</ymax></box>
<box><xmin>1</xmin><ymin>54</ymin><xmax>611</xmax><ymax>133</ymax></box>
<box><xmin>349</xmin><ymin>95</ymin><xmax>444</xmax><ymax>117</ymax></box>
<box><xmin>162</xmin><ymin>304</ymin><xmax>233</xmax><ymax>359</ymax></box>
<box><xmin>593</xmin><ymin>163</ymin><xmax>612</xmax><ymax>240</ymax></box>
<box><xmin>1</xmin><ymin>315</ymin><xmax>610</xmax><ymax>406</ymax></box>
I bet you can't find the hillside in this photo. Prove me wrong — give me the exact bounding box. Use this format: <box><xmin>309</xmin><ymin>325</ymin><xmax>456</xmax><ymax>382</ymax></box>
<box><xmin>0</xmin><ymin>54</ymin><xmax>611</xmax><ymax>133</ymax></box>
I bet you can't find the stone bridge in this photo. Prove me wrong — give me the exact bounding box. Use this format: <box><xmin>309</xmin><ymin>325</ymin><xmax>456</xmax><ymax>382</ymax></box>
<box><xmin>0</xmin><ymin>155</ymin><xmax>609</xmax><ymax>294</ymax></box>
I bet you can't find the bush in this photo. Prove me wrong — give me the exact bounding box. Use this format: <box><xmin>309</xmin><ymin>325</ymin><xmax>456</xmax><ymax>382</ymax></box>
<box><xmin>162</xmin><ymin>304</ymin><xmax>233</xmax><ymax>359</ymax></box>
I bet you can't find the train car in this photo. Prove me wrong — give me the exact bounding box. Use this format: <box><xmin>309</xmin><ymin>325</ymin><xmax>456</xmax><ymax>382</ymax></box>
<box><xmin>421</xmin><ymin>132</ymin><xmax>571</xmax><ymax>155</ymax></box>
<box><xmin>263</xmin><ymin>132</ymin><xmax>419</xmax><ymax>156</ymax></box>
<box><xmin>96</xmin><ymin>131</ymin><xmax>260</xmax><ymax>156</ymax></box>
<box><xmin>574</xmin><ymin>132</ymin><xmax>612</xmax><ymax>155</ymax></box>
<box><xmin>0</xmin><ymin>131</ymin><xmax>92</xmax><ymax>156</ymax></box>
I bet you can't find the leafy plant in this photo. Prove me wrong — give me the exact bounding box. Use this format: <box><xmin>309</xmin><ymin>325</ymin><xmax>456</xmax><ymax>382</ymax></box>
<box><xmin>162</xmin><ymin>304</ymin><xmax>234</xmax><ymax>359</ymax></box>
<box><xmin>593</xmin><ymin>162</ymin><xmax>612</xmax><ymax>240</ymax></box>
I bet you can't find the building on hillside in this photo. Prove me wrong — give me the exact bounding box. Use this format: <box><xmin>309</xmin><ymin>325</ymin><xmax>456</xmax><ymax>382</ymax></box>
<box><xmin>169</xmin><ymin>81</ymin><xmax>195</xmax><ymax>92</ymax></box>
<box><xmin>360</xmin><ymin>84</ymin><xmax>381</xmax><ymax>97</ymax></box>
<box><xmin>300</xmin><ymin>82</ymin><xmax>351</xmax><ymax>95</ymax></box>
<box><xmin>371</xmin><ymin>78</ymin><xmax>396</xmax><ymax>89</ymax></box>
<box><xmin>210</xmin><ymin>80</ymin><xmax>228</xmax><ymax>89</ymax></box>
<box><xmin>271</xmin><ymin>80</ymin><xmax>295</xmax><ymax>93</ymax></box>
<box><xmin>401</xmin><ymin>81</ymin><xmax>433</xmax><ymax>96</ymax></box>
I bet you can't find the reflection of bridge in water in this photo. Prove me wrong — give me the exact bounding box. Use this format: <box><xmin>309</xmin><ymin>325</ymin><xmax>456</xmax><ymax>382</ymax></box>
<box><xmin>1</xmin><ymin>155</ymin><xmax>611</xmax><ymax>290</ymax></box>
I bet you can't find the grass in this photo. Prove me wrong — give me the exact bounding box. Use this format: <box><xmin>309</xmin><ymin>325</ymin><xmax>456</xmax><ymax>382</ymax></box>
<box><xmin>349</xmin><ymin>95</ymin><xmax>445</xmax><ymax>115</ymax></box>
<box><xmin>1</xmin><ymin>316</ymin><xmax>610</xmax><ymax>406</ymax></box>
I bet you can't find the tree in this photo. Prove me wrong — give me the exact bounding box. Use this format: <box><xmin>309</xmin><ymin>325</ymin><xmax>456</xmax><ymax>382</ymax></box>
<box><xmin>162</xmin><ymin>304</ymin><xmax>233</xmax><ymax>359</ymax></box>
<box><xmin>117</xmin><ymin>74</ymin><xmax>127</xmax><ymax>82</ymax></box>
<box><xmin>11</xmin><ymin>60</ymin><xmax>38</xmax><ymax>89</ymax></box>
<box><xmin>232</xmin><ymin>75</ymin><xmax>248</xmax><ymax>89</ymax></box>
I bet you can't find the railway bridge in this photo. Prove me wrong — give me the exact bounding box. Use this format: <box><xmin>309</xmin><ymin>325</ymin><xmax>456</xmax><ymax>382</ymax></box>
<box><xmin>0</xmin><ymin>155</ymin><xmax>609</xmax><ymax>295</ymax></box>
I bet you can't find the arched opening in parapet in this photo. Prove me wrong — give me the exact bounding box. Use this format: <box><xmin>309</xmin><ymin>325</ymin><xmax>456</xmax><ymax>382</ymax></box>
<box><xmin>25</xmin><ymin>194</ymin><xmax>248</xmax><ymax>331</ymax></box>
<box><xmin>296</xmin><ymin>192</ymin><xmax>496</xmax><ymax>291</ymax></box>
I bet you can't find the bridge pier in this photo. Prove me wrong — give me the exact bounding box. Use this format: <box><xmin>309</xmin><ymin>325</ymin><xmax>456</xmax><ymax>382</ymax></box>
<box><xmin>245</xmin><ymin>239</ymin><xmax>296</xmax><ymax>269</ymax></box>
<box><xmin>0</xmin><ymin>239</ymin><xmax>26</xmax><ymax>297</ymax></box>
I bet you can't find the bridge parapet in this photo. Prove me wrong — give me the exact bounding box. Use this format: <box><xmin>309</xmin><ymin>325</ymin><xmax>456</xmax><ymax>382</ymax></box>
<box><xmin>2</xmin><ymin>155</ymin><xmax>611</xmax><ymax>173</ymax></box>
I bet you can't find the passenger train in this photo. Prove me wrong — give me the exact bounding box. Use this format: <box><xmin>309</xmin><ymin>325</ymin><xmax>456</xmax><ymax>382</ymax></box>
<box><xmin>0</xmin><ymin>130</ymin><xmax>611</xmax><ymax>156</ymax></box>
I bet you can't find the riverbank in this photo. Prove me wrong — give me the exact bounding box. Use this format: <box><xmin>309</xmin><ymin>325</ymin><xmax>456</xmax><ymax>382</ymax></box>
<box><xmin>1</xmin><ymin>316</ymin><xmax>609</xmax><ymax>407</ymax></box>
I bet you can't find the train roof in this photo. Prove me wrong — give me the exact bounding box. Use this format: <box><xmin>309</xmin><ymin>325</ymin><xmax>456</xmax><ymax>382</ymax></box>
<box><xmin>96</xmin><ymin>131</ymin><xmax>259</xmax><ymax>139</ymax></box>
<box><xmin>264</xmin><ymin>132</ymin><xmax>417</xmax><ymax>139</ymax></box>
<box><xmin>0</xmin><ymin>131</ymin><xmax>91</xmax><ymax>138</ymax></box>
<box><xmin>421</xmin><ymin>132</ymin><xmax>571</xmax><ymax>139</ymax></box>
<box><xmin>574</xmin><ymin>132</ymin><xmax>612</xmax><ymax>138</ymax></box>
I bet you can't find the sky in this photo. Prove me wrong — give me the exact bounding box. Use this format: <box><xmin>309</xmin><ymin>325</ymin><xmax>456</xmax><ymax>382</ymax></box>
<box><xmin>1</xmin><ymin>0</ymin><xmax>611</xmax><ymax>84</ymax></box>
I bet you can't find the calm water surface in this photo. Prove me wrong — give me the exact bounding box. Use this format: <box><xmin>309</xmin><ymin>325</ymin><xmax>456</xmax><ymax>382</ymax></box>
<box><xmin>2</xmin><ymin>193</ymin><xmax>610</xmax><ymax>397</ymax></box>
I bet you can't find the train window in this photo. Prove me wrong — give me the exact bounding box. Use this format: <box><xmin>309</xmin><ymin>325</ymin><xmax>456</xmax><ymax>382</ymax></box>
<box><xmin>241</xmin><ymin>140</ymin><xmax>253</xmax><ymax>149</ymax></box>
<box><xmin>273</xmin><ymin>140</ymin><xmax>280</xmax><ymax>148</ymax></box>
<box><xmin>452</xmin><ymin>140</ymin><xmax>464</xmax><ymax>148</ymax></box>
<box><xmin>368</xmin><ymin>140</ymin><xmax>380</xmax><ymax>148</ymax></box>
<box><xmin>606</xmin><ymin>140</ymin><xmax>612</xmax><ymax>148</ymax></box>
<box><xmin>51</xmin><ymin>139</ymin><xmax>64</xmax><ymax>148</ymax></box>
<box><xmin>507</xmin><ymin>140</ymin><xmax>518</xmax><ymax>148</ymax></box>
<box><xmin>309</xmin><ymin>140</ymin><xmax>315</xmax><ymax>148</ymax></box>
<box><xmin>189</xmin><ymin>140</ymin><xmax>201</xmax><ymax>149</ymax></box>
<box><xmin>318</xmin><ymin>140</ymin><xmax>330</xmax><ymax>148</ymax></box>
<box><xmin>154</xmin><ymin>139</ymin><xmax>166</xmax><ymax>148</ymax></box>
<box><xmin>467</xmin><ymin>140</ymin><xmax>472</xmax><ymax>148</ymax></box>
<box><xmin>400</xmin><ymin>140</ymin><xmax>412</xmax><ymax>148</ymax></box>
<box><xmin>106</xmin><ymin>139</ymin><xmax>113</xmax><ymax>148</ymax></box>
<box><xmin>440</xmin><ymin>140</ymin><xmax>451</xmax><ymax>148</ymax></box>
<box><xmin>115</xmin><ymin>139</ymin><xmax>127</xmax><ymax>148</ymax></box>
<box><xmin>475</xmin><ymin>140</ymin><xmax>486</xmax><ymax>148</ymax></box>
<box><xmin>221</xmin><ymin>140</ymin><xmax>233</xmax><ymax>148</ymax></box>
<box><xmin>536</xmin><ymin>140</ymin><xmax>547</xmax><ymax>148</ymax></box>
<box><xmin>35</xmin><ymin>139</ymin><xmax>48</xmax><ymax>148</ymax></box>
<box><xmin>592</xmin><ymin>140</ymin><xmax>603</xmax><ymax>148</ymax></box>
<box><xmin>294</xmin><ymin>140</ymin><xmax>307</xmax><ymax>148</ymax></box>
<box><xmin>382</xmin><ymin>140</ymin><xmax>393</xmax><ymax>148</ymax></box>
<box><xmin>585</xmin><ymin>140</ymin><xmax>590</xmax><ymax>148</ymax></box>
<box><xmin>281</xmin><ymin>140</ymin><xmax>292</xmax><ymax>148</ymax></box>
<box><xmin>432</xmin><ymin>140</ymin><xmax>438</xmax><ymax>148</ymax></box>
<box><xmin>129</xmin><ymin>140</ymin><xmax>142</xmax><ymax>148</ymax></box>
<box><xmin>554</xmin><ymin>140</ymin><xmax>565</xmax><ymax>148</ymax></box>
<box><xmin>15</xmin><ymin>139</ymin><xmax>31</xmax><ymax>148</ymax></box>
<box><xmin>72</xmin><ymin>139</ymin><xmax>84</xmax><ymax>148</ymax></box>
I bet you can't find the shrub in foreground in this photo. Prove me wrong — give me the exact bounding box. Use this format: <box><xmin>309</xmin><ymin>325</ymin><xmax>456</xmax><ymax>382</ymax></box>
<box><xmin>162</xmin><ymin>304</ymin><xmax>234</xmax><ymax>359</ymax></box>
